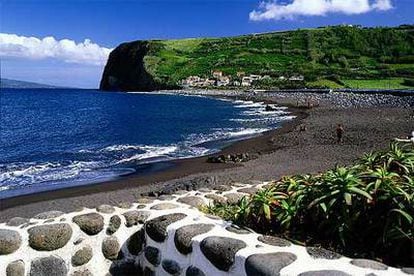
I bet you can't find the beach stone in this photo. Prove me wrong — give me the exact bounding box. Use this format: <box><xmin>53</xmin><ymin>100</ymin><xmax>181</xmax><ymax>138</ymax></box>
<box><xmin>136</xmin><ymin>204</ymin><xmax>146</xmax><ymax>209</ymax></box>
<box><xmin>175</xmin><ymin>190</ymin><xmax>189</xmax><ymax>195</ymax></box>
<box><xmin>237</xmin><ymin>187</ymin><xmax>259</xmax><ymax>195</ymax></box>
<box><xmin>145</xmin><ymin>213</ymin><xmax>187</xmax><ymax>242</ymax></box>
<box><xmin>402</xmin><ymin>267</ymin><xmax>414</xmax><ymax>274</ymax></box>
<box><xmin>258</xmin><ymin>235</ymin><xmax>291</xmax><ymax>247</ymax></box>
<box><xmin>71</xmin><ymin>269</ymin><xmax>93</xmax><ymax>276</ymax></box>
<box><xmin>73</xmin><ymin>213</ymin><xmax>104</xmax><ymax>235</ymax></box>
<box><xmin>71</xmin><ymin>246</ymin><xmax>93</xmax><ymax>266</ymax></box>
<box><xmin>162</xmin><ymin>259</ymin><xmax>181</xmax><ymax>275</ymax></box>
<box><xmin>34</xmin><ymin>211</ymin><xmax>64</xmax><ymax>220</ymax></box>
<box><xmin>7</xmin><ymin>217</ymin><xmax>29</xmax><ymax>227</ymax></box>
<box><xmin>205</xmin><ymin>194</ymin><xmax>227</xmax><ymax>204</ymax></box>
<box><xmin>137</xmin><ymin>197</ymin><xmax>154</xmax><ymax>204</ymax></box>
<box><xmin>245</xmin><ymin>252</ymin><xmax>297</xmax><ymax>276</ymax></box>
<box><xmin>123</xmin><ymin>210</ymin><xmax>150</xmax><ymax>227</ymax></box>
<box><xmin>174</xmin><ymin>224</ymin><xmax>214</xmax><ymax>255</ymax></box>
<box><xmin>198</xmin><ymin>188</ymin><xmax>211</xmax><ymax>193</ymax></box>
<box><xmin>306</xmin><ymin>247</ymin><xmax>342</xmax><ymax>259</ymax></box>
<box><xmin>28</xmin><ymin>223</ymin><xmax>72</xmax><ymax>251</ymax></box>
<box><xmin>214</xmin><ymin>185</ymin><xmax>232</xmax><ymax>192</ymax></box>
<box><xmin>177</xmin><ymin>196</ymin><xmax>205</xmax><ymax>208</ymax></box>
<box><xmin>186</xmin><ymin>266</ymin><xmax>206</xmax><ymax>276</ymax></box>
<box><xmin>29</xmin><ymin>255</ymin><xmax>67</xmax><ymax>276</ymax></box>
<box><xmin>106</xmin><ymin>215</ymin><xmax>121</xmax><ymax>235</ymax></box>
<box><xmin>118</xmin><ymin>202</ymin><xmax>133</xmax><ymax>209</ymax></box>
<box><xmin>144</xmin><ymin>246</ymin><xmax>161</xmax><ymax>266</ymax></box>
<box><xmin>200</xmin><ymin>236</ymin><xmax>247</xmax><ymax>271</ymax></box>
<box><xmin>96</xmin><ymin>204</ymin><xmax>115</xmax><ymax>214</ymax></box>
<box><xmin>127</xmin><ymin>228</ymin><xmax>145</xmax><ymax>255</ymax></box>
<box><xmin>6</xmin><ymin>260</ymin><xmax>25</xmax><ymax>276</ymax></box>
<box><xmin>102</xmin><ymin>236</ymin><xmax>120</xmax><ymax>260</ymax></box>
<box><xmin>350</xmin><ymin>259</ymin><xmax>388</xmax><ymax>270</ymax></box>
<box><xmin>150</xmin><ymin>203</ymin><xmax>179</xmax><ymax>210</ymax></box>
<box><xmin>298</xmin><ymin>271</ymin><xmax>351</xmax><ymax>276</ymax></box>
<box><xmin>44</xmin><ymin>219</ymin><xmax>54</xmax><ymax>224</ymax></box>
<box><xmin>158</xmin><ymin>195</ymin><xmax>175</xmax><ymax>201</ymax></box>
<box><xmin>226</xmin><ymin>225</ymin><xmax>251</xmax><ymax>234</ymax></box>
<box><xmin>109</xmin><ymin>259</ymin><xmax>142</xmax><ymax>275</ymax></box>
<box><xmin>224</xmin><ymin>193</ymin><xmax>245</xmax><ymax>204</ymax></box>
<box><xmin>0</xmin><ymin>229</ymin><xmax>22</xmax><ymax>255</ymax></box>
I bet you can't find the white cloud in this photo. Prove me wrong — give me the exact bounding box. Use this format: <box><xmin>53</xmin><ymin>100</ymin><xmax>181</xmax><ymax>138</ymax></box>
<box><xmin>0</xmin><ymin>33</ymin><xmax>113</xmax><ymax>66</ymax></box>
<box><xmin>249</xmin><ymin>0</ymin><xmax>393</xmax><ymax>21</ymax></box>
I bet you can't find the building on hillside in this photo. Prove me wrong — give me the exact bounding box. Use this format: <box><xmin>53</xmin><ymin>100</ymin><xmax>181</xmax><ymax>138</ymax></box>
<box><xmin>289</xmin><ymin>75</ymin><xmax>304</xmax><ymax>81</ymax></box>
<box><xmin>212</xmin><ymin>70</ymin><xmax>223</xmax><ymax>78</ymax></box>
<box><xmin>241</xmin><ymin>76</ymin><xmax>253</xmax><ymax>86</ymax></box>
<box><xmin>217</xmin><ymin>76</ymin><xmax>230</xmax><ymax>87</ymax></box>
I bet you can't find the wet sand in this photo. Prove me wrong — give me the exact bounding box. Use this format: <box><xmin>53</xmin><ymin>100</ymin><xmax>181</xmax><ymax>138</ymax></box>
<box><xmin>1</xmin><ymin>92</ymin><xmax>412</xmax><ymax>222</ymax></box>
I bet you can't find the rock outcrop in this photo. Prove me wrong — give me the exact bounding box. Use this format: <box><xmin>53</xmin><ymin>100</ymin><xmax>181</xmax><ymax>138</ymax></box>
<box><xmin>99</xmin><ymin>41</ymin><xmax>166</xmax><ymax>92</ymax></box>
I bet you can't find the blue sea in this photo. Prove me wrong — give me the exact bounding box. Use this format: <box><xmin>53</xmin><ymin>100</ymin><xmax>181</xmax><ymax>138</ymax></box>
<box><xmin>0</xmin><ymin>89</ymin><xmax>293</xmax><ymax>198</ymax></box>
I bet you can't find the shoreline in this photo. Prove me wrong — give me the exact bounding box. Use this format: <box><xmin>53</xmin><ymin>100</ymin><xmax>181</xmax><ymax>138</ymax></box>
<box><xmin>1</xmin><ymin>90</ymin><xmax>412</xmax><ymax>221</ymax></box>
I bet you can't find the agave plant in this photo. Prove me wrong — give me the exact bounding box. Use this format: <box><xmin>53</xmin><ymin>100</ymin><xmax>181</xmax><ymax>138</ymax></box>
<box><xmin>250</xmin><ymin>186</ymin><xmax>287</xmax><ymax>222</ymax></box>
<box><xmin>385</xmin><ymin>142</ymin><xmax>414</xmax><ymax>175</ymax></box>
<box><xmin>367</xmin><ymin>166</ymin><xmax>400</xmax><ymax>196</ymax></box>
<box><xmin>359</xmin><ymin>151</ymin><xmax>383</xmax><ymax>170</ymax></box>
<box><xmin>309</xmin><ymin>166</ymin><xmax>372</xmax><ymax>211</ymax></box>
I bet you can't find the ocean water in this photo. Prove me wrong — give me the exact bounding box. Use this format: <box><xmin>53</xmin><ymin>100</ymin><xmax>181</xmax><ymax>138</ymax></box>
<box><xmin>0</xmin><ymin>89</ymin><xmax>293</xmax><ymax>198</ymax></box>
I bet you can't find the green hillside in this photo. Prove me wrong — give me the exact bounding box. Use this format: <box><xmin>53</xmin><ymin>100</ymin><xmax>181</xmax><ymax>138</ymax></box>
<box><xmin>145</xmin><ymin>25</ymin><xmax>414</xmax><ymax>89</ymax></box>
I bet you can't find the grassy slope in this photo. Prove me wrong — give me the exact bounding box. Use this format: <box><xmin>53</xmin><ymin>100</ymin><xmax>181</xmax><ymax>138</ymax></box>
<box><xmin>142</xmin><ymin>25</ymin><xmax>414</xmax><ymax>89</ymax></box>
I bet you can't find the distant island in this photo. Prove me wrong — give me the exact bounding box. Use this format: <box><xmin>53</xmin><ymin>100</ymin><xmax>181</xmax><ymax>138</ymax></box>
<box><xmin>0</xmin><ymin>78</ymin><xmax>61</xmax><ymax>89</ymax></box>
<box><xmin>100</xmin><ymin>24</ymin><xmax>414</xmax><ymax>92</ymax></box>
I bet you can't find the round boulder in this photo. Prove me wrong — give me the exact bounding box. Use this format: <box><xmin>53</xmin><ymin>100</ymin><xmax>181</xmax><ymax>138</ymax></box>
<box><xmin>257</xmin><ymin>235</ymin><xmax>291</xmax><ymax>247</ymax></box>
<box><xmin>200</xmin><ymin>236</ymin><xmax>246</xmax><ymax>271</ymax></box>
<box><xmin>102</xmin><ymin>236</ymin><xmax>120</xmax><ymax>260</ymax></box>
<box><xmin>28</xmin><ymin>223</ymin><xmax>72</xmax><ymax>251</ymax></box>
<box><xmin>204</xmin><ymin>194</ymin><xmax>227</xmax><ymax>204</ymax></box>
<box><xmin>71</xmin><ymin>246</ymin><xmax>93</xmax><ymax>266</ymax></box>
<box><xmin>7</xmin><ymin>217</ymin><xmax>29</xmax><ymax>227</ymax></box>
<box><xmin>162</xmin><ymin>259</ymin><xmax>181</xmax><ymax>275</ymax></box>
<box><xmin>144</xmin><ymin>246</ymin><xmax>161</xmax><ymax>266</ymax></box>
<box><xmin>6</xmin><ymin>260</ymin><xmax>25</xmax><ymax>276</ymax></box>
<box><xmin>29</xmin><ymin>255</ymin><xmax>67</xmax><ymax>276</ymax></box>
<box><xmin>150</xmin><ymin>203</ymin><xmax>179</xmax><ymax>210</ymax></box>
<box><xmin>177</xmin><ymin>196</ymin><xmax>205</xmax><ymax>208</ymax></box>
<box><xmin>96</xmin><ymin>204</ymin><xmax>115</xmax><ymax>214</ymax></box>
<box><xmin>34</xmin><ymin>211</ymin><xmax>64</xmax><ymax>220</ymax></box>
<box><xmin>106</xmin><ymin>215</ymin><xmax>121</xmax><ymax>235</ymax></box>
<box><xmin>245</xmin><ymin>252</ymin><xmax>297</xmax><ymax>276</ymax></box>
<box><xmin>306</xmin><ymin>247</ymin><xmax>341</xmax><ymax>259</ymax></box>
<box><xmin>186</xmin><ymin>266</ymin><xmax>206</xmax><ymax>276</ymax></box>
<box><xmin>123</xmin><ymin>210</ymin><xmax>150</xmax><ymax>227</ymax></box>
<box><xmin>0</xmin><ymin>229</ymin><xmax>22</xmax><ymax>255</ymax></box>
<box><xmin>174</xmin><ymin>224</ymin><xmax>214</xmax><ymax>255</ymax></box>
<box><xmin>127</xmin><ymin>228</ymin><xmax>145</xmax><ymax>255</ymax></box>
<box><xmin>350</xmin><ymin>259</ymin><xmax>388</xmax><ymax>270</ymax></box>
<box><xmin>145</xmin><ymin>213</ymin><xmax>187</xmax><ymax>242</ymax></box>
<box><xmin>224</xmin><ymin>193</ymin><xmax>245</xmax><ymax>204</ymax></box>
<box><xmin>73</xmin><ymin>213</ymin><xmax>104</xmax><ymax>235</ymax></box>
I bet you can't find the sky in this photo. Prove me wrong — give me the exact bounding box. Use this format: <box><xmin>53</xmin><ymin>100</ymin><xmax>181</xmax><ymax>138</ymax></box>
<box><xmin>1</xmin><ymin>0</ymin><xmax>413</xmax><ymax>88</ymax></box>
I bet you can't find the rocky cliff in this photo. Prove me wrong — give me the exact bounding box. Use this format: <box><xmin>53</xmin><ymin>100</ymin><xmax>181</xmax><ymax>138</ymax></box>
<box><xmin>99</xmin><ymin>41</ymin><xmax>166</xmax><ymax>92</ymax></box>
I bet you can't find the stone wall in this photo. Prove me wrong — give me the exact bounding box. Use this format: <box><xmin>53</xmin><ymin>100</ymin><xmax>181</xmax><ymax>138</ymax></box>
<box><xmin>1</xmin><ymin>182</ymin><xmax>412</xmax><ymax>276</ymax></box>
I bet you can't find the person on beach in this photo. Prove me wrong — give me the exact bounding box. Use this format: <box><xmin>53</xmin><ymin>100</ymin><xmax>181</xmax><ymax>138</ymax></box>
<box><xmin>336</xmin><ymin>124</ymin><xmax>344</xmax><ymax>143</ymax></box>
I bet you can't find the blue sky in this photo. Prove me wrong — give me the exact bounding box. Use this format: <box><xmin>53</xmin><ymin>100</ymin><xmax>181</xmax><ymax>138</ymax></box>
<box><xmin>1</xmin><ymin>0</ymin><xmax>412</xmax><ymax>88</ymax></box>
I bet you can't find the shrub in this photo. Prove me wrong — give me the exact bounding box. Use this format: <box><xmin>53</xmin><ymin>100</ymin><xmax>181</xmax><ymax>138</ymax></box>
<box><xmin>202</xmin><ymin>142</ymin><xmax>414</xmax><ymax>266</ymax></box>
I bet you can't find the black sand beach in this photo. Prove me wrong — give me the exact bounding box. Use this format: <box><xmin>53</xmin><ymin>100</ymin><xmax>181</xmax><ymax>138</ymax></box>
<box><xmin>1</xmin><ymin>91</ymin><xmax>413</xmax><ymax>222</ymax></box>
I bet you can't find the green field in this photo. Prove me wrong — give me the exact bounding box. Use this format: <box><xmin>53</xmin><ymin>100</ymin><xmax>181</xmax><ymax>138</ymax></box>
<box><xmin>137</xmin><ymin>25</ymin><xmax>414</xmax><ymax>89</ymax></box>
<box><xmin>342</xmin><ymin>78</ymin><xmax>412</xmax><ymax>89</ymax></box>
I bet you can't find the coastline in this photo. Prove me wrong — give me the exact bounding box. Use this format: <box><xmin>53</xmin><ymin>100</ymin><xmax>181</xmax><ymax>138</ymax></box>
<box><xmin>1</xmin><ymin>90</ymin><xmax>412</xmax><ymax>221</ymax></box>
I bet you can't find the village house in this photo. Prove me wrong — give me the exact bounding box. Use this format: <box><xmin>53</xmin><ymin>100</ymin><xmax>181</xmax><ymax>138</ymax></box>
<box><xmin>289</xmin><ymin>75</ymin><xmax>304</xmax><ymax>81</ymax></box>
<box><xmin>212</xmin><ymin>70</ymin><xmax>223</xmax><ymax>79</ymax></box>
<box><xmin>217</xmin><ymin>76</ymin><xmax>230</xmax><ymax>87</ymax></box>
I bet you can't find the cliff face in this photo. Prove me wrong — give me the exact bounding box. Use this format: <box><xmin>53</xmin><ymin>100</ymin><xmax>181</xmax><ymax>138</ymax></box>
<box><xmin>99</xmin><ymin>41</ymin><xmax>163</xmax><ymax>92</ymax></box>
